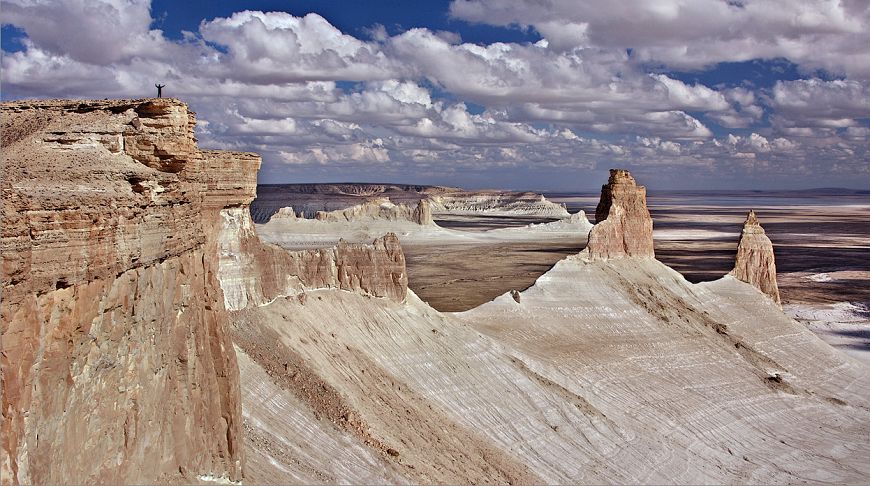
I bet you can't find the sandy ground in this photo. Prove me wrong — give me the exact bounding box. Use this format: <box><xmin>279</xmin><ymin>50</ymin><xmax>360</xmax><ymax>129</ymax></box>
<box><xmin>403</xmin><ymin>240</ymin><xmax>585</xmax><ymax>312</ymax></box>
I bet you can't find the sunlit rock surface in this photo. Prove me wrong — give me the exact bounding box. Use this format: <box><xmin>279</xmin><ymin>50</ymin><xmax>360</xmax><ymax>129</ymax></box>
<box><xmin>586</xmin><ymin>169</ymin><xmax>655</xmax><ymax>259</ymax></box>
<box><xmin>731</xmin><ymin>210</ymin><xmax>782</xmax><ymax>305</ymax></box>
<box><xmin>233</xmin><ymin>169</ymin><xmax>869</xmax><ymax>484</ymax></box>
<box><xmin>250</xmin><ymin>183</ymin><xmax>569</xmax><ymax>222</ymax></box>
<box><xmin>1</xmin><ymin>99</ymin><xmax>243</xmax><ymax>484</ymax></box>
<box><xmin>3</xmin><ymin>98</ymin><xmax>867</xmax><ymax>485</ymax></box>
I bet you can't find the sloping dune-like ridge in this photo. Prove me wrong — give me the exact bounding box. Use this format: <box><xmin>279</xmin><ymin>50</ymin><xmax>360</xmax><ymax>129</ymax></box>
<box><xmin>460</xmin><ymin>256</ymin><xmax>870</xmax><ymax>483</ymax></box>
<box><xmin>231</xmin><ymin>255</ymin><xmax>870</xmax><ymax>483</ymax></box>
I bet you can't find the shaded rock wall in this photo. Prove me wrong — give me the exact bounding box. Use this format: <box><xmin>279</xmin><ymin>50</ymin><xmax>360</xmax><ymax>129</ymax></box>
<box><xmin>1</xmin><ymin>99</ymin><xmax>243</xmax><ymax>485</ymax></box>
<box><xmin>730</xmin><ymin>210</ymin><xmax>781</xmax><ymax>305</ymax></box>
<box><xmin>586</xmin><ymin>169</ymin><xmax>655</xmax><ymax>259</ymax></box>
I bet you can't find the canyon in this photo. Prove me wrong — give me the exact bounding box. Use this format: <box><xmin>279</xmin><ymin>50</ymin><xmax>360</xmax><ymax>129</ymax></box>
<box><xmin>2</xmin><ymin>98</ymin><xmax>868</xmax><ymax>485</ymax></box>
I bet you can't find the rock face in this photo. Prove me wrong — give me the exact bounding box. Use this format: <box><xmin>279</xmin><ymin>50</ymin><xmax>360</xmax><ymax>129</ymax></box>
<box><xmin>413</xmin><ymin>198</ymin><xmax>434</xmax><ymax>225</ymax></box>
<box><xmin>426</xmin><ymin>192</ymin><xmax>569</xmax><ymax>218</ymax></box>
<box><xmin>586</xmin><ymin>169</ymin><xmax>655</xmax><ymax>259</ymax></box>
<box><xmin>0</xmin><ymin>99</ymin><xmax>245</xmax><ymax>485</ymax></box>
<box><xmin>730</xmin><ymin>210</ymin><xmax>781</xmax><ymax>305</ymax></box>
<box><xmin>0</xmin><ymin>98</ymin><xmax>409</xmax><ymax>484</ymax></box>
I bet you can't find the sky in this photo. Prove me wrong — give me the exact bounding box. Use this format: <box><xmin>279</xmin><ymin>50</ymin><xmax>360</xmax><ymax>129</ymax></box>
<box><xmin>2</xmin><ymin>0</ymin><xmax>869</xmax><ymax>191</ymax></box>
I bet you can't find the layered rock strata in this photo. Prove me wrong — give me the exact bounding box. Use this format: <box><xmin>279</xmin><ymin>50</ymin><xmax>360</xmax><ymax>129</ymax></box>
<box><xmin>1</xmin><ymin>99</ymin><xmax>243</xmax><ymax>484</ymax></box>
<box><xmin>586</xmin><ymin>169</ymin><xmax>655</xmax><ymax>259</ymax></box>
<box><xmin>426</xmin><ymin>192</ymin><xmax>568</xmax><ymax>218</ymax></box>
<box><xmin>730</xmin><ymin>210</ymin><xmax>781</xmax><ymax>305</ymax></box>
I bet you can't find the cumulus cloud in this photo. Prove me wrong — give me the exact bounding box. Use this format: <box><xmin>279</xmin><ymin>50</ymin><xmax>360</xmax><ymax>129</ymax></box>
<box><xmin>449</xmin><ymin>0</ymin><xmax>870</xmax><ymax>78</ymax></box>
<box><xmin>2</xmin><ymin>0</ymin><xmax>165</xmax><ymax>64</ymax></box>
<box><xmin>769</xmin><ymin>78</ymin><xmax>870</xmax><ymax>129</ymax></box>
<box><xmin>1</xmin><ymin>0</ymin><xmax>868</xmax><ymax>187</ymax></box>
<box><xmin>199</xmin><ymin>11</ymin><xmax>401</xmax><ymax>83</ymax></box>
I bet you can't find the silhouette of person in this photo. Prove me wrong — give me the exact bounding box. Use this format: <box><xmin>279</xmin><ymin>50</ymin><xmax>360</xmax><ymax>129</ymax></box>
<box><xmin>155</xmin><ymin>84</ymin><xmax>166</xmax><ymax>98</ymax></box>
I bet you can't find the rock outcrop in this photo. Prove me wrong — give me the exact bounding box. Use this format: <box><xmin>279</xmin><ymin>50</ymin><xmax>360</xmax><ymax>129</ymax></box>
<box><xmin>730</xmin><ymin>210</ymin><xmax>781</xmax><ymax>305</ymax></box>
<box><xmin>586</xmin><ymin>169</ymin><xmax>655</xmax><ymax>259</ymax></box>
<box><xmin>1</xmin><ymin>99</ymin><xmax>243</xmax><ymax>484</ymax></box>
<box><xmin>427</xmin><ymin>192</ymin><xmax>569</xmax><ymax>218</ymax></box>
<box><xmin>413</xmin><ymin>198</ymin><xmax>434</xmax><ymax>225</ymax></box>
<box><xmin>217</xmin><ymin>204</ymin><xmax>408</xmax><ymax>311</ymax></box>
<box><xmin>214</xmin><ymin>187</ymin><xmax>408</xmax><ymax>311</ymax></box>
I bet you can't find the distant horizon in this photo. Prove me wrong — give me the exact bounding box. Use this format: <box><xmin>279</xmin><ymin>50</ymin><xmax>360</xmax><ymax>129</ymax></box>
<box><xmin>252</xmin><ymin>179</ymin><xmax>870</xmax><ymax>195</ymax></box>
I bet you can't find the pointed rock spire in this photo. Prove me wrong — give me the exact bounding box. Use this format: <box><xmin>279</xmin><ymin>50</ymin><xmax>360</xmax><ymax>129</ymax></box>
<box><xmin>730</xmin><ymin>210</ymin><xmax>781</xmax><ymax>305</ymax></box>
<box><xmin>586</xmin><ymin>169</ymin><xmax>655</xmax><ymax>259</ymax></box>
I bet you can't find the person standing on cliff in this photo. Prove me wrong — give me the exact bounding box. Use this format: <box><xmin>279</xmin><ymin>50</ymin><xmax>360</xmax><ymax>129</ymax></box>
<box><xmin>155</xmin><ymin>83</ymin><xmax>165</xmax><ymax>98</ymax></box>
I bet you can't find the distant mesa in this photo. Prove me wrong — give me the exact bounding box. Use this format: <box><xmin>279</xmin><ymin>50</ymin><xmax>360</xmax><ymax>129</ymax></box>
<box><xmin>585</xmin><ymin>169</ymin><xmax>655</xmax><ymax>259</ymax></box>
<box><xmin>250</xmin><ymin>183</ymin><xmax>569</xmax><ymax>223</ymax></box>
<box><xmin>730</xmin><ymin>210</ymin><xmax>781</xmax><ymax>305</ymax></box>
<box><xmin>268</xmin><ymin>197</ymin><xmax>434</xmax><ymax>226</ymax></box>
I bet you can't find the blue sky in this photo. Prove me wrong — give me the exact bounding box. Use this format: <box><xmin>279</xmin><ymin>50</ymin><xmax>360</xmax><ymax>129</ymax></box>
<box><xmin>2</xmin><ymin>0</ymin><xmax>869</xmax><ymax>190</ymax></box>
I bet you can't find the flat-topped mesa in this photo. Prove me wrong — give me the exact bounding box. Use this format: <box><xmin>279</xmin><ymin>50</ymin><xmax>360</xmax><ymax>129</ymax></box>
<box><xmin>585</xmin><ymin>169</ymin><xmax>655</xmax><ymax>259</ymax></box>
<box><xmin>730</xmin><ymin>210</ymin><xmax>781</xmax><ymax>306</ymax></box>
<box><xmin>308</xmin><ymin>197</ymin><xmax>434</xmax><ymax>225</ymax></box>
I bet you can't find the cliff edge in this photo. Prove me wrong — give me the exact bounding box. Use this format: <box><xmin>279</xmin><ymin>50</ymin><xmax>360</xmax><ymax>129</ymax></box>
<box><xmin>0</xmin><ymin>98</ymin><xmax>409</xmax><ymax>485</ymax></box>
<box><xmin>1</xmin><ymin>98</ymin><xmax>244</xmax><ymax>484</ymax></box>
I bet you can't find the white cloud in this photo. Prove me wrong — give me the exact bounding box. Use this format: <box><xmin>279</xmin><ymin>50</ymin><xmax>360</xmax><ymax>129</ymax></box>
<box><xmin>2</xmin><ymin>0</ymin><xmax>165</xmax><ymax>64</ymax></box>
<box><xmin>1</xmin><ymin>1</ymin><xmax>867</xmax><ymax>186</ymax></box>
<box><xmin>449</xmin><ymin>0</ymin><xmax>870</xmax><ymax>78</ymax></box>
<box><xmin>769</xmin><ymin>78</ymin><xmax>870</xmax><ymax>129</ymax></box>
<box><xmin>199</xmin><ymin>11</ymin><xmax>400</xmax><ymax>83</ymax></box>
